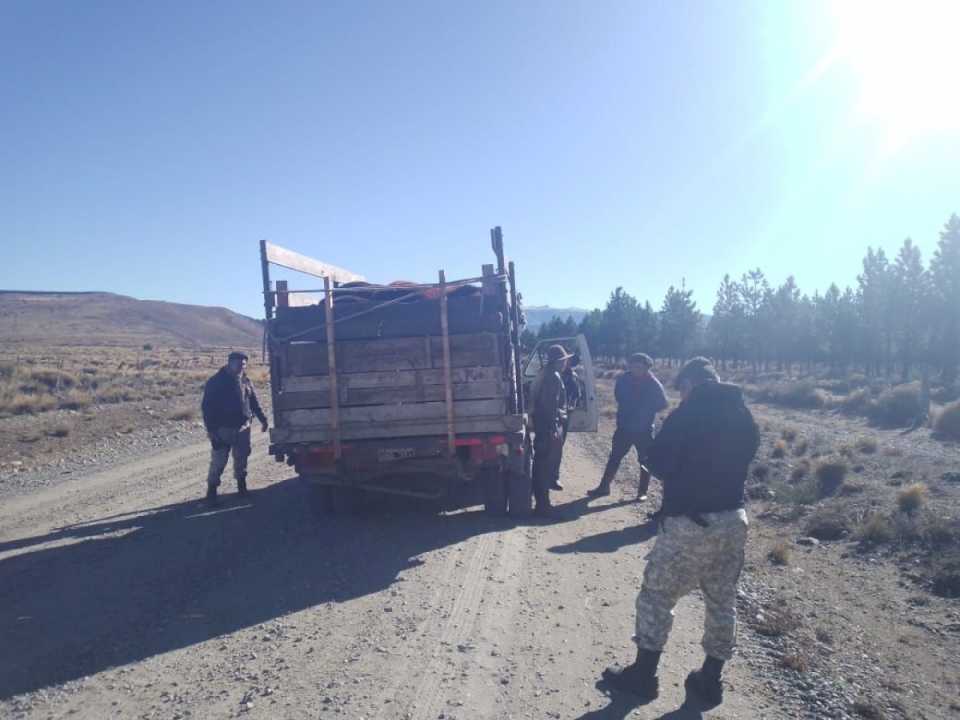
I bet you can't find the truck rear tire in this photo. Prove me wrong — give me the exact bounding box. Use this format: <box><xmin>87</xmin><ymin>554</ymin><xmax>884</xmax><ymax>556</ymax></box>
<box><xmin>482</xmin><ymin>468</ymin><xmax>508</xmax><ymax>516</ymax></box>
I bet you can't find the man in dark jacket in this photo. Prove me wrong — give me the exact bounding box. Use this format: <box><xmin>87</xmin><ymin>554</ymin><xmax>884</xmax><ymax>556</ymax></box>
<box><xmin>602</xmin><ymin>357</ymin><xmax>759</xmax><ymax>708</ymax></box>
<box><xmin>550</xmin><ymin>353</ymin><xmax>582</xmax><ymax>492</ymax></box>
<box><xmin>201</xmin><ymin>351</ymin><xmax>269</xmax><ymax>504</ymax></box>
<box><xmin>531</xmin><ymin>344</ymin><xmax>571</xmax><ymax>516</ymax></box>
<box><xmin>588</xmin><ymin>353</ymin><xmax>667</xmax><ymax>499</ymax></box>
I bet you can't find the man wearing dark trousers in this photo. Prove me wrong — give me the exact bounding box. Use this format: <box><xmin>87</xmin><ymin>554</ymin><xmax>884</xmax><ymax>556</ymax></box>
<box><xmin>588</xmin><ymin>353</ymin><xmax>667</xmax><ymax>499</ymax></box>
<box><xmin>550</xmin><ymin>353</ymin><xmax>582</xmax><ymax>492</ymax></box>
<box><xmin>531</xmin><ymin>344</ymin><xmax>571</xmax><ymax>516</ymax></box>
<box><xmin>201</xmin><ymin>351</ymin><xmax>269</xmax><ymax>504</ymax></box>
<box><xmin>601</xmin><ymin>357</ymin><xmax>760</xmax><ymax>708</ymax></box>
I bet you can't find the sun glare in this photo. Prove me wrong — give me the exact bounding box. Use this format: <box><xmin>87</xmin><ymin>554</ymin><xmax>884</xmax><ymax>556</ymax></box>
<box><xmin>830</xmin><ymin>0</ymin><xmax>960</xmax><ymax>152</ymax></box>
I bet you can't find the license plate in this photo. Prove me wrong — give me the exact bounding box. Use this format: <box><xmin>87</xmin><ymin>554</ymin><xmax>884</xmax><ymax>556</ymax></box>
<box><xmin>377</xmin><ymin>447</ymin><xmax>416</xmax><ymax>463</ymax></box>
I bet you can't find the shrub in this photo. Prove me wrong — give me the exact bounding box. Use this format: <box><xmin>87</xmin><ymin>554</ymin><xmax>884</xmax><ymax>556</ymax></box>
<box><xmin>754</xmin><ymin>380</ymin><xmax>830</xmax><ymax>409</ymax></box>
<box><xmin>869</xmin><ymin>382</ymin><xmax>924</xmax><ymax>427</ymax></box>
<box><xmin>781</xmin><ymin>427</ymin><xmax>798</xmax><ymax>443</ymax></box>
<box><xmin>816</xmin><ymin>460</ymin><xmax>848</xmax><ymax>497</ymax></box>
<box><xmin>855</xmin><ymin>436</ymin><xmax>879</xmax><ymax>454</ymax></box>
<box><xmin>47</xmin><ymin>424</ymin><xmax>70</xmax><ymax>438</ymax></box>
<box><xmin>841</xmin><ymin>388</ymin><xmax>874</xmax><ymax>416</ymax></box>
<box><xmin>4</xmin><ymin>393</ymin><xmax>58</xmax><ymax>415</ymax></box>
<box><xmin>29</xmin><ymin>368</ymin><xmax>77</xmax><ymax>390</ymax></box>
<box><xmin>793</xmin><ymin>440</ymin><xmax>809</xmax><ymax>457</ymax></box>
<box><xmin>790</xmin><ymin>460</ymin><xmax>811</xmax><ymax>482</ymax></box>
<box><xmin>934</xmin><ymin>400</ymin><xmax>960</xmax><ymax>440</ymax></box>
<box><xmin>932</xmin><ymin>561</ymin><xmax>960</xmax><ymax>598</ymax></box>
<box><xmin>169</xmin><ymin>408</ymin><xmax>196</xmax><ymax>422</ymax></box>
<box><xmin>897</xmin><ymin>483</ymin><xmax>927</xmax><ymax>513</ymax></box>
<box><xmin>805</xmin><ymin>509</ymin><xmax>851</xmax><ymax>540</ymax></box>
<box><xmin>771</xmin><ymin>440</ymin><xmax>787</xmax><ymax>459</ymax></box>
<box><xmin>768</xmin><ymin>542</ymin><xmax>791</xmax><ymax>565</ymax></box>
<box><xmin>59</xmin><ymin>390</ymin><xmax>92</xmax><ymax>411</ymax></box>
<box><xmin>754</xmin><ymin>606</ymin><xmax>801</xmax><ymax>637</ymax></box>
<box><xmin>752</xmin><ymin>463</ymin><xmax>770</xmax><ymax>482</ymax></box>
<box><xmin>781</xmin><ymin>652</ymin><xmax>809</xmax><ymax>673</ymax></box>
<box><xmin>858</xmin><ymin>514</ymin><xmax>896</xmax><ymax>545</ymax></box>
<box><xmin>774</xmin><ymin>476</ymin><xmax>820</xmax><ymax>505</ymax></box>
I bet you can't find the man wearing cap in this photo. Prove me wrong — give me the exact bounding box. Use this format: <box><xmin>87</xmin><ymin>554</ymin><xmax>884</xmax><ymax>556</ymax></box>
<box><xmin>531</xmin><ymin>344</ymin><xmax>572</xmax><ymax>516</ymax></box>
<box><xmin>601</xmin><ymin>357</ymin><xmax>760</xmax><ymax>708</ymax></box>
<box><xmin>588</xmin><ymin>353</ymin><xmax>667</xmax><ymax>499</ymax></box>
<box><xmin>201</xmin><ymin>351</ymin><xmax>269</xmax><ymax>504</ymax></box>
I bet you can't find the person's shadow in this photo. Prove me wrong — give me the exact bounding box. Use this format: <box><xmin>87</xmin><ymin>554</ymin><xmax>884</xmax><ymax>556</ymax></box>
<box><xmin>547</xmin><ymin>518</ymin><xmax>658</xmax><ymax>555</ymax></box>
<box><xmin>573</xmin><ymin>679</ymin><xmax>707</xmax><ymax>719</ymax></box>
<box><xmin>0</xmin><ymin>477</ymin><xmax>511</xmax><ymax>700</ymax></box>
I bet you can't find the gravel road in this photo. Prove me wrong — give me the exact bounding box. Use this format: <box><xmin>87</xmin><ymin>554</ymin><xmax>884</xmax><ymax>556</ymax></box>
<box><xmin>1</xmin><ymin>430</ymin><xmax>789</xmax><ymax>719</ymax></box>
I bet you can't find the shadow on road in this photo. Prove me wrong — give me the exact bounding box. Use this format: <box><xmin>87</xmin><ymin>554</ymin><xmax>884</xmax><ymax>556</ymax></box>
<box><xmin>0</xmin><ymin>477</ymin><xmax>514</xmax><ymax>699</ymax></box>
<box><xmin>573</xmin><ymin>681</ymin><xmax>706</xmax><ymax>719</ymax></box>
<box><xmin>547</xmin><ymin>518</ymin><xmax>658</xmax><ymax>555</ymax></box>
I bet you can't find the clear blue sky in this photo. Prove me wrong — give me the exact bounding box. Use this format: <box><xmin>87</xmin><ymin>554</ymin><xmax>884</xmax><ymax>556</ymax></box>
<box><xmin>4</xmin><ymin>1</ymin><xmax>958</xmax><ymax>319</ymax></box>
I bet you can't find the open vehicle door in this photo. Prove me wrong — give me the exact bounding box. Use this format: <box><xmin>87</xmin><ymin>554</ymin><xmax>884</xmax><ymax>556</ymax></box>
<box><xmin>521</xmin><ymin>334</ymin><xmax>598</xmax><ymax>432</ymax></box>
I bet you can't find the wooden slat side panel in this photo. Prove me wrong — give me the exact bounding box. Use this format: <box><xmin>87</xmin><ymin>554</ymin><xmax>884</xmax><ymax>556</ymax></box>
<box><xmin>282</xmin><ymin>334</ymin><xmax>501</xmax><ymax>377</ymax></box>
<box><xmin>271</xmin><ymin>414</ymin><xmax>523</xmax><ymax>443</ymax></box>
<box><xmin>282</xmin><ymin>366</ymin><xmax>504</xmax><ymax>392</ymax></box>
<box><xmin>276</xmin><ymin>380</ymin><xmax>508</xmax><ymax>410</ymax></box>
<box><xmin>280</xmin><ymin>398</ymin><xmax>506</xmax><ymax>427</ymax></box>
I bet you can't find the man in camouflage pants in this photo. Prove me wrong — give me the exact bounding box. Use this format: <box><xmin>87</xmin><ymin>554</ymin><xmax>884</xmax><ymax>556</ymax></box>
<box><xmin>602</xmin><ymin>357</ymin><xmax>759</xmax><ymax>708</ymax></box>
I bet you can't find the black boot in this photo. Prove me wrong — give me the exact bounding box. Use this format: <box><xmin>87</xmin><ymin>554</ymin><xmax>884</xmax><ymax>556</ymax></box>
<box><xmin>237</xmin><ymin>475</ymin><xmax>248</xmax><ymax>496</ymax></box>
<box><xmin>205</xmin><ymin>485</ymin><xmax>218</xmax><ymax>506</ymax></box>
<box><xmin>602</xmin><ymin>648</ymin><xmax>660</xmax><ymax>701</ymax></box>
<box><xmin>685</xmin><ymin>656</ymin><xmax>724</xmax><ymax>708</ymax></box>
<box><xmin>587</xmin><ymin>481</ymin><xmax>610</xmax><ymax>497</ymax></box>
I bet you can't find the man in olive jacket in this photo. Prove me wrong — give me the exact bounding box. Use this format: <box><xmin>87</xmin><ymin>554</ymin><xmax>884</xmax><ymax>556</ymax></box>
<box><xmin>201</xmin><ymin>351</ymin><xmax>269</xmax><ymax>504</ymax></box>
<box><xmin>602</xmin><ymin>357</ymin><xmax>760</xmax><ymax>708</ymax></box>
<box><xmin>531</xmin><ymin>344</ymin><xmax>572</xmax><ymax>516</ymax></box>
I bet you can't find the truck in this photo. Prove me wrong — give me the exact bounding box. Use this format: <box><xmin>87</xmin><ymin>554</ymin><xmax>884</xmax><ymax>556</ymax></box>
<box><xmin>258</xmin><ymin>227</ymin><xmax>598</xmax><ymax>515</ymax></box>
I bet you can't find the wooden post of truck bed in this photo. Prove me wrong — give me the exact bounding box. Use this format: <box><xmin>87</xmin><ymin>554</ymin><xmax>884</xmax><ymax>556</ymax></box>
<box><xmin>439</xmin><ymin>270</ymin><xmax>456</xmax><ymax>457</ymax></box>
<box><xmin>323</xmin><ymin>276</ymin><xmax>342</xmax><ymax>459</ymax></box>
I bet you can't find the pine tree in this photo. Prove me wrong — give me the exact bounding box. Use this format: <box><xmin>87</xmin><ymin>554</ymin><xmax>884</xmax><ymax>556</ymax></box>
<box><xmin>659</xmin><ymin>285</ymin><xmax>701</xmax><ymax>362</ymax></box>
<box><xmin>930</xmin><ymin>214</ymin><xmax>960</xmax><ymax>383</ymax></box>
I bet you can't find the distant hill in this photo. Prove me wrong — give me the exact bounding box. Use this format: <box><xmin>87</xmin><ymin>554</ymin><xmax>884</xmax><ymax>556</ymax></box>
<box><xmin>0</xmin><ymin>291</ymin><xmax>263</xmax><ymax>348</ymax></box>
<box><xmin>523</xmin><ymin>306</ymin><xmax>589</xmax><ymax>330</ymax></box>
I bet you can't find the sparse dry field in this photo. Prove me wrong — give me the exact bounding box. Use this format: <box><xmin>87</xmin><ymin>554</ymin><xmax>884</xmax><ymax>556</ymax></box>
<box><xmin>0</xmin><ymin>344</ymin><xmax>268</xmax><ymax>481</ymax></box>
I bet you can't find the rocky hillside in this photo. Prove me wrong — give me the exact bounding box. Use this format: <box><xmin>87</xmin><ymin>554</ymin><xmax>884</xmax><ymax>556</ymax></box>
<box><xmin>0</xmin><ymin>291</ymin><xmax>262</xmax><ymax>347</ymax></box>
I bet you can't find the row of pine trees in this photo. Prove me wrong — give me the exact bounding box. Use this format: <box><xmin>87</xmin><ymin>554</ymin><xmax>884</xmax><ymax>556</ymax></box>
<box><xmin>527</xmin><ymin>214</ymin><xmax>960</xmax><ymax>384</ymax></box>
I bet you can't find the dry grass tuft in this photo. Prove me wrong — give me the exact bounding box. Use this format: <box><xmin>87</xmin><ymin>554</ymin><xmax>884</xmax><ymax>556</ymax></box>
<box><xmin>768</xmin><ymin>542</ymin><xmax>791</xmax><ymax>566</ymax></box>
<box><xmin>169</xmin><ymin>408</ymin><xmax>196</xmax><ymax>422</ymax></box>
<box><xmin>815</xmin><ymin>459</ymin><xmax>849</xmax><ymax>496</ymax></box>
<box><xmin>897</xmin><ymin>483</ymin><xmax>928</xmax><ymax>513</ymax></box>
<box><xmin>46</xmin><ymin>424</ymin><xmax>71</xmax><ymax>438</ymax></box>
<box><xmin>869</xmin><ymin>382</ymin><xmax>924</xmax><ymax>427</ymax></box>
<box><xmin>934</xmin><ymin>400</ymin><xmax>960</xmax><ymax>440</ymax></box>
<box><xmin>790</xmin><ymin>459</ymin><xmax>811</xmax><ymax>482</ymax></box>
<box><xmin>754</xmin><ymin>605</ymin><xmax>802</xmax><ymax>637</ymax></box>
<box><xmin>858</xmin><ymin>513</ymin><xmax>896</xmax><ymax>545</ymax></box>
<box><xmin>780</xmin><ymin>652</ymin><xmax>809</xmax><ymax>673</ymax></box>
<box><xmin>805</xmin><ymin>509</ymin><xmax>851</xmax><ymax>540</ymax></box>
